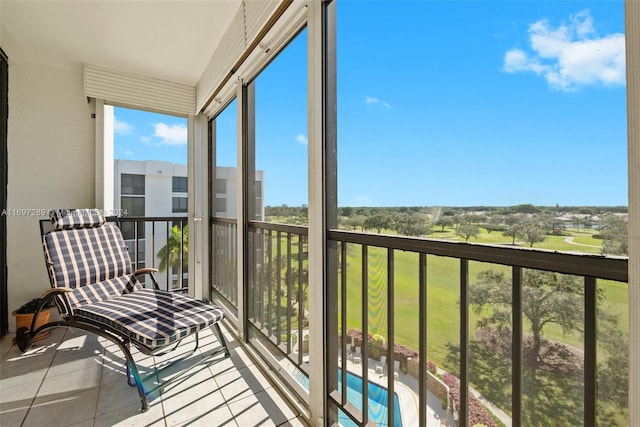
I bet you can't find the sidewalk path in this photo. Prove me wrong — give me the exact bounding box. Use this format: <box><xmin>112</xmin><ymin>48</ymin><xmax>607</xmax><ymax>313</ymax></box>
<box><xmin>564</xmin><ymin>236</ymin><xmax>601</xmax><ymax>248</ymax></box>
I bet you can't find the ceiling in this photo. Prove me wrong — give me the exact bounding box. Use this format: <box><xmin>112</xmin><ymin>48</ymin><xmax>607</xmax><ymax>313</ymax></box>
<box><xmin>0</xmin><ymin>0</ymin><xmax>242</xmax><ymax>86</ymax></box>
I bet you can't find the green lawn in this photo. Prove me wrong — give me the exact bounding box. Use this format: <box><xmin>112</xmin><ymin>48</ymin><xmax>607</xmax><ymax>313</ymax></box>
<box><xmin>338</xmin><ymin>227</ymin><xmax>628</xmax><ymax>369</ymax></box>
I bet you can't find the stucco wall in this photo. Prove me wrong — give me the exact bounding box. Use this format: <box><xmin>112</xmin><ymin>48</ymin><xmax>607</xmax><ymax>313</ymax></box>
<box><xmin>6</xmin><ymin>59</ymin><xmax>94</xmax><ymax>331</ymax></box>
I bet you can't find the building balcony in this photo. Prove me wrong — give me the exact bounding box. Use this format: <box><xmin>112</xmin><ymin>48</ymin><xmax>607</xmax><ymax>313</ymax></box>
<box><xmin>0</xmin><ymin>216</ymin><xmax>628</xmax><ymax>426</ymax></box>
<box><xmin>2</xmin><ymin>1</ymin><xmax>638</xmax><ymax>426</ymax></box>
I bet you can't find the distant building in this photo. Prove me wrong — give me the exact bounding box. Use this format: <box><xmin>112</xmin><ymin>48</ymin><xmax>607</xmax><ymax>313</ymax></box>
<box><xmin>113</xmin><ymin>159</ymin><xmax>264</xmax><ymax>290</ymax></box>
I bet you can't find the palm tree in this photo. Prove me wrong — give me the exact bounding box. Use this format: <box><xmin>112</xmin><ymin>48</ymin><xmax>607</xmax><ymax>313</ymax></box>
<box><xmin>157</xmin><ymin>224</ymin><xmax>188</xmax><ymax>272</ymax></box>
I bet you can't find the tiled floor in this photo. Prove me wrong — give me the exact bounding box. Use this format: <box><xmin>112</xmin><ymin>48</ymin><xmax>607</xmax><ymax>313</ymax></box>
<box><xmin>0</xmin><ymin>325</ymin><xmax>308</xmax><ymax>427</ymax></box>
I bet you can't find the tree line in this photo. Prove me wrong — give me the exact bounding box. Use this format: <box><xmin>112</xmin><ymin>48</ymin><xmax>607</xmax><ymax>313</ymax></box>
<box><xmin>265</xmin><ymin>204</ymin><xmax>629</xmax><ymax>255</ymax></box>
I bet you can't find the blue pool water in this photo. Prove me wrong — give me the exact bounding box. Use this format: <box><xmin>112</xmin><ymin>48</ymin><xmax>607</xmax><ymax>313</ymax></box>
<box><xmin>294</xmin><ymin>369</ymin><xmax>403</xmax><ymax>426</ymax></box>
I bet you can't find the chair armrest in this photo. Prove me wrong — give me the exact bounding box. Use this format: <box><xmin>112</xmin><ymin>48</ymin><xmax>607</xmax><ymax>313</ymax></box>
<box><xmin>133</xmin><ymin>268</ymin><xmax>159</xmax><ymax>276</ymax></box>
<box><xmin>40</xmin><ymin>288</ymin><xmax>74</xmax><ymax>316</ymax></box>
<box><xmin>133</xmin><ymin>268</ymin><xmax>160</xmax><ymax>290</ymax></box>
<box><xmin>41</xmin><ymin>288</ymin><xmax>71</xmax><ymax>297</ymax></box>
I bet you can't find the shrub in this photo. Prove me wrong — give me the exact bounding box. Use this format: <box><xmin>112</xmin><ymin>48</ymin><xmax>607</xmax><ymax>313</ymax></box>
<box><xmin>427</xmin><ymin>360</ymin><xmax>437</xmax><ymax>373</ymax></box>
<box><xmin>372</xmin><ymin>334</ymin><xmax>385</xmax><ymax>347</ymax></box>
<box><xmin>448</xmin><ymin>383</ymin><xmax>497</xmax><ymax>427</ymax></box>
<box><xmin>15</xmin><ymin>298</ymin><xmax>50</xmax><ymax>314</ymax></box>
<box><xmin>443</xmin><ymin>372</ymin><xmax>458</xmax><ymax>387</ymax></box>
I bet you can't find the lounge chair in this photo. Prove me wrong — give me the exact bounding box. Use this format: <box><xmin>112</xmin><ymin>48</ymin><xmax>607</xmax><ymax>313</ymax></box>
<box><xmin>353</xmin><ymin>346</ymin><xmax>362</xmax><ymax>364</ymax></box>
<box><xmin>393</xmin><ymin>360</ymin><xmax>400</xmax><ymax>379</ymax></box>
<box><xmin>16</xmin><ymin>209</ymin><xmax>230</xmax><ymax>412</ymax></box>
<box><xmin>375</xmin><ymin>355</ymin><xmax>387</xmax><ymax>374</ymax></box>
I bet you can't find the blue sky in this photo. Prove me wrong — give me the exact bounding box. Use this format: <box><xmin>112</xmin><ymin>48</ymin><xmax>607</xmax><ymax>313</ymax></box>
<box><xmin>115</xmin><ymin>0</ymin><xmax>627</xmax><ymax>208</ymax></box>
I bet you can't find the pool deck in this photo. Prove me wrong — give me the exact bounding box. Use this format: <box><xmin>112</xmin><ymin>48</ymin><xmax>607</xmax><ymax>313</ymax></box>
<box><xmin>342</xmin><ymin>357</ymin><xmax>448</xmax><ymax>426</ymax></box>
<box><xmin>287</xmin><ymin>352</ymin><xmax>448</xmax><ymax>425</ymax></box>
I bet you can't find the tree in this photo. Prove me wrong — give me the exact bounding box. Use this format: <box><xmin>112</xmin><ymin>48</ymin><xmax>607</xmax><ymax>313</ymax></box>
<box><xmin>365</xmin><ymin>214</ymin><xmax>392</xmax><ymax>233</ymax></box>
<box><xmin>393</xmin><ymin>213</ymin><xmax>432</xmax><ymax>236</ymax></box>
<box><xmin>469</xmin><ymin>269</ymin><xmax>594</xmax><ymax>370</ymax></box>
<box><xmin>456</xmin><ymin>223</ymin><xmax>480</xmax><ymax>242</ymax></box>
<box><xmin>503</xmin><ymin>222</ymin><xmax>524</xmax><ymax>245</ymax></box>
<box><xmin>434</xmin><ymin>216</ymin><xmax>455</xmax><ymax>232</ymax></box>
<box><xmin>597</xmin><ymin>309</ymin><xmax>629</xmax><ymax>419</ymax></box>
<box><xmin>157</xmin><ymin>224</ymin><xmax>188</xmax><ymax>272</ymax></box>
<box><xmin>579</xmin><ymin>218</ymin><xmax>593</xmax><ymax>232</ymax></box>
<box><xmin>342</xmin><ymin>215</ymin><xmax>366</xmax><ymax>231</ymax></box>
<box><xmin>512</xmin><ymin>204</ymin><xmax>540</xmax><ymax>214</ymax></box>
<box><xmin>599</xmin><ymin>215</ymin><xmax>628</xmax><ymax>255</ymax></box>
<box><xmin>520</xmin><ymin>219</ymin><xmax>547</xmax><ymax>248</ymax></box>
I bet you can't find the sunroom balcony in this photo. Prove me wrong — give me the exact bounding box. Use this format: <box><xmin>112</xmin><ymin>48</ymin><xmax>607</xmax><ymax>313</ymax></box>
<box><xmin>0</xmin><ymin>216</ymin><xmax>629</xmax><ymax>426</ymax></box>
<box><xmin>2</xmin><ymin>1</ymin><xmax>639</xmax><ymax>426</ymax></box>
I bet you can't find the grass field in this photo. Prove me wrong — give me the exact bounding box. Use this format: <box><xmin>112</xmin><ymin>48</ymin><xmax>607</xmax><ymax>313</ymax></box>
<box><xmin>338</xmin><ymin>227</ymin><xmax>628</xmax><ymax>369</ymax></box>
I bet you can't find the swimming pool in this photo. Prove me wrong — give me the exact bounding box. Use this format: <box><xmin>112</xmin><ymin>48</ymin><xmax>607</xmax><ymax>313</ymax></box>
<box><xmin>293</xmin><ymin>369</ymin><xmax>403</xmax><ymax>426</ymax></box>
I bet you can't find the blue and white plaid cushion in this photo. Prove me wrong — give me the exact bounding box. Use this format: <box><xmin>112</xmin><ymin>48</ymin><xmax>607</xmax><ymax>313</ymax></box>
<box><xmin>50</xmin><ymin>209</ymin><xmax>105</xmax><ymax>231</ymax></box>
<box><xmin>75</xmin><ymin>289</ymin><xmax>225</xmax><ymax>348</ymax></box>
<box><xmin>66</xmin><ymin>274</ymin><xmax>142</xmax><ymax>308</ymax></box>
<box><xmin>43</xmin><ymin>222</ymin><xmax>132</xmax><ymax>290</ymax></box>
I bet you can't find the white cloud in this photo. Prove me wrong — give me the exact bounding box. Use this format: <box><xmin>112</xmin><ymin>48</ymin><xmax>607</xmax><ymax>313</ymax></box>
<box><xmin>295</xmin><ymin>134</ymin><xmax>308</xmax><ymax>145</ymax></box>
<box><xmin>503</xmin><ymin>9</ymin><xmax>625</xmax><ymax>91</ymax></box>
<box><xmin>114</xmin><ymin>118</ymin><xmax>133</xmax><ymax>135</ymax></box>
<box><xmin>364</xmin><ymin>96</ymin><xmax>391</xmax><ymax>109</ymax></box>
<box><xmin>123</xmin><ymin>149</ymin><xmax>134</xmax><ymax>157</ymax></box>
<box><xmin>153</xmin><ymin>123</ymin><xmax>187</xmax><ymax>146</ymax></box>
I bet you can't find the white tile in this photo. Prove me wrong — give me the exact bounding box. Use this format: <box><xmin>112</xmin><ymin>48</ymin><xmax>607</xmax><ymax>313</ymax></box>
<box><xmin>0</xmin><ymin>357</ymin><xmax>50</xmax><ymax>389</ymax></box>
<box><xmin>46</xmin><ymin>349</ymin><xmax>104</xmax><ymax>378</ymax></box>
<box><xmin>280</xmin><ymin>417</ymin><xmax>308</xmax><ymax>427</ymax></box>
<box><xmin>94</xmin><ymin>401</ymin><xmax>166</xmax><ymax>427</ymax></box>
<box><xmin>39</xmin><ymin>365</ymin><xmax>102</xmax><ymax>395</ymax></box>
<box><xmin>0</xmin><ymin>380</ymin><xmax>42</xmax><ymax>426</ymax></box>
<box><xmin>22</xmin><ymin>388</ymin><xmax>99</xmax><ymax>427</ymax></box>
<box><xmin>170</xmin><ymin>404</ymin><xmax>236</xmax><ymax>427</ymax></box>
<box><xmin>66</xmin><ymin>419</ymin><xmax>95</xmax><ymax>427</ymax></box>
<box><xmin>163</xmin><ymin>389</ymin><xmax>229</xmax><ymax>426</ymax></box>
<box><xmin>215</xmin><ymin>366</ymin><xmax>273</xmax><ymax>404</ymax></box>
<box><xmin>227</xmin><ymin>389</ymin><xmax>298</xmax><ymax>427</ymax></box>
<box><xmin>0</xmin><ymin>406</ymin><xmax>30</xmax><ymax>427</ymax></box>
<box><xmin>158</xmin><ymin>360</ymin><xmax>215</xmax><ymax>395</ymax></box>
<box><xmin>204</xmin><ymin>352</ymin><xmax>238</xmax><ymax>377</ymax></box>
<box><xmin>95</xmin><ymin>374</ymin><xmax>156</xmax><ymax>416</ymax></box>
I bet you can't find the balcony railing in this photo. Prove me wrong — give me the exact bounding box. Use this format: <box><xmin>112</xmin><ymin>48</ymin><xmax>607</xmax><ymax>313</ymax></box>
<box><xmin>326</xmin><ymin>230</ymin><xmax>628</xmax><ymax>427</ymax></box>
<box><xmin>211</xmin><ymin>217</ymin><xmax>239</xmax><ymax>317</ymax></box>
<box><xmin>209</xmin><ymin>218</ymin><xmax>629</xmax><ymax>426</ymax></box>
<box><xmin>118</xmin><ymin>216</ymin><xmax>188</xmax><ymax>293</ymax></box>
<box><xmin>211</xmin><ymin>218</ymin><xmax>309</xmax><ymax>379</ymax></box>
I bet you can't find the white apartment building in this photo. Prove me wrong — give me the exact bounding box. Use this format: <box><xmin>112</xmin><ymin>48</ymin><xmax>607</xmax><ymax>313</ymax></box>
<box><xmin>113</xmin><ymin>159</ymin><xmax>264</xmax><ymax>290</ymax></box>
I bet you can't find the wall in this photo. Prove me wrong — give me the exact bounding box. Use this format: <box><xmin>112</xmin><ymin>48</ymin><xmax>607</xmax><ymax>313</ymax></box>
<box><xmin>6</xmin><ymin>59</ymin><xmax>94</xmax><ymax>331</ymax></box>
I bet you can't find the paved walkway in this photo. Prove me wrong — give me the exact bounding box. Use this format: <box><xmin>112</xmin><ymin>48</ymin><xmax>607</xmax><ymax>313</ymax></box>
<box><xmin>564</xmin><ymin>236</ymin><xmax>601</xmax><ymax>248</ymax></box>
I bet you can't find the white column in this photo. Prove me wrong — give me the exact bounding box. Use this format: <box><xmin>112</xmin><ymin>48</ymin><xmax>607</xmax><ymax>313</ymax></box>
<box><xmin>188</xmin><ymin>113</ymin><xmax>209</xmax><ymax>300</ymax></box>
<box><xmin>307</xmin><ymin>1</ymin><xmax>326</xmax><ymax>424</ymax></box>
<box><xmin>94</xmin><ymin>99</ymin><xmax>114</xmax><ymax>210</ymax></box>
<box><xmin>236</xmin><ymin>80</ymin><xmax>246</xmax><ymax>340</ymax></box>
<box><xmin>625</xmin><ymin>1</ymin><xmax>640</xmax><ymax>425</ymax></box>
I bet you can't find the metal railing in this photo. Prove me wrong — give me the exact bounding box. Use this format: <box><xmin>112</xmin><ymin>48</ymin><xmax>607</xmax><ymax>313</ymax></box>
<box><xmin>211</xmin><ymin>218</ymin><xmax>239</xmax><ymax>314</ymax></box>
<box><xmin>118</xmin><ymin>216</ymin><xmax>188</xmax><ymax>293</ymax></box>
<box><xmin>208</xmin><ymin>218</ymin><xmax>629</xmax><ymax>426</ymax></box>
<box><xmin>246</xmin><ymin>221</ymin><xmax>309</xmax><ymax>374</ymax></box>
<box><xmin>326</xmin><ymin>230</ymin><xmax>628</xmax><ymax>427</ymax></box>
